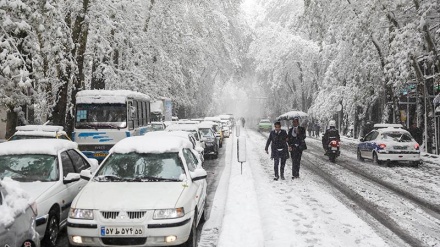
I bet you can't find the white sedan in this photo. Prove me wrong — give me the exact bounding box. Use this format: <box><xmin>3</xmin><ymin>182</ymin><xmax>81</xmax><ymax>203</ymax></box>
<box><xmin>357</xmin><ymin>127</ymin><xmax>421</xmax><ymax>166</ymax></box>
<box><xmin>67</xmin><ymin>135</ymin><xmax>208</xmax><ymax>246</ymax></box>
<box><xmin>0</xmin><ymin>139</ymin><xmax>98</xmax><ymax>247</ymax></box>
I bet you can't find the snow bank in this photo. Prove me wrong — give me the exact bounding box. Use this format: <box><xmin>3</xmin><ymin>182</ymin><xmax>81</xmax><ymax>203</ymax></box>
<box><xmin>0</xmin><ymin>177</ymin><xmax>31</xmax><ymax>226</ymax></box>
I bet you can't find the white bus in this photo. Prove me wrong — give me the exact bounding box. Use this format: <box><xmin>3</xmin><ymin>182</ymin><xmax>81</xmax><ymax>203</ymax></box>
<box><xmin>73</xmin><ymin>90</ymin><xmax>151</xmax><ymax>161</ymax></box>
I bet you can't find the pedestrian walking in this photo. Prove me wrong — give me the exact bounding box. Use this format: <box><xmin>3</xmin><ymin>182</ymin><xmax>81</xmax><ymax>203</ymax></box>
<box><xmin>288</xmin><ymin>118</ymin><xmax>307</xmax><ymax>179</ymax></box>
<box><xmin>265</xmin><ymin>121</ymin><xmax>289</xmax><ymax>180</ymax></box>
<box><xmin>314</xmin><ymin>122</ymin><xmax>320</xmax><ymax>137</ymax></box>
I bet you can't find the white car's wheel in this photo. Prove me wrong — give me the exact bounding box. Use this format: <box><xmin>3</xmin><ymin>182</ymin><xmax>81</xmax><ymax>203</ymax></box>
<box><xmin>357</xmin><ymin>149</ymin><xmax>364</xmax><ymax>161</ymax></box>
<box><xmin>373</xmin><ymin>152</ymin><xmax>382</xmax><ymax>165</ymax></box>
<box><xmin>184</xmin><ymin>214</ymin><xmax>197</xmax><ymax>247</ymax></box>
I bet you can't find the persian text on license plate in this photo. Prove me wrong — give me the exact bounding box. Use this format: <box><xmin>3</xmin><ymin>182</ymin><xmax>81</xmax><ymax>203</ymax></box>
<box><xmin>101</xmin><ymin>226</ymin><xmax>143</xmax><ymax>236</ymax></box>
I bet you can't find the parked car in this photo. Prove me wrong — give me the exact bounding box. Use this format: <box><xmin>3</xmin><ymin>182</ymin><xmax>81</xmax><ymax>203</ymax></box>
<box><xmin>199</xmin><ymin>121</ymin><xmax>223</xmax><ymax>148</ymax></box>
<box><xmin>258</xmin><ymin>119</ymin><xmax>272</xmax><ymax>132</ymax></box>
<box><xmin>0</xmin><ymin>178</ymin><xmax>40</xmax><ymax>247</ymax></box>
<box><xmin>198</xmin><ymin>127</ymin><xmax>219</xmax><ymax>159</ymax></box>
<box><xmin>147</xmin><ymin>122</ymin><xmax>167</xmax><ymax>131</ymax></box>
<box><xmin>357</xmin><ymin>127</ymin><xmax>421</xmax><ymax>166</ymax></box>
<box><xmin>67</xmin><ymin>135</ymin><xmax>208</xmax><ymax>247</ymax></box>
<box><xmin>145</xmin><ymin>130</ymin><xmax>205</xmax><ymax>164</ymax></box>
<box><xmin>0</xmin><ymin>139</ymin><xmax>98</xmax><ymax>247</ymax></box>
<box><xmin>8</xmin><ymin>125</ymin><xmax>71</xmax><ymax>141</ymax></box>
<box><xmin>220</xmin><ymin>120</ymin><xmax>231</xmax><ymax>138</ymax></box>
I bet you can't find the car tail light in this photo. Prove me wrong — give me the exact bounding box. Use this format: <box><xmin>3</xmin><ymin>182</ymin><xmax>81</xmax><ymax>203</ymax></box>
<box><xmin>378</xmin><ymin>143</ymin><xmax>386</xmax><ymax>149</ymax></box>
<box><xmin>415</xmin><ymin>143</ymin><xmax>419</xmax><ymax>150</ymax></box>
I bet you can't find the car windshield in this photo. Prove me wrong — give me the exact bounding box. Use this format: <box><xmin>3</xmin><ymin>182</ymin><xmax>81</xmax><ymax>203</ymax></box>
<box><xmin>260</xmin><ymin>119</ymin><xmax>270</xmax><ymax>123</ymax></box>
<box><xmin>150</xmin><ymin>124</ymin><xmax>164</xmax><ymax>131</ymax></box>
<box><xmin>199</xmin><ymin>128</ymin><xmax>213</xmax><ymax>137</ymax></box>
<box><xmin>0</xmin><ymin>154</ymin><xmax>59</xmax><ymax>182</ymax></box>
<box><xmin>94</xmin><ymin>152</ymin><xmax>184</xmax><ymax>182</ymax></box>
<box><xmin>381</xmin><ymin>132</ymin><xmax>414</xmax><ymax>142</ymax></box>
<box><xmin>75</xmin><ymin>103</ymin><xmax>127</xmax><ymax>129</ymax></box>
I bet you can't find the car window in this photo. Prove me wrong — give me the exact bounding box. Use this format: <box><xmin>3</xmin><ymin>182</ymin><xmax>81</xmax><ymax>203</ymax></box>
<box><xmin>364</xmin><ymin>131</ymin><xmax>378</xmax><ymax>141</ymax></box>
<box><xmin>67</xmin><ymin>150</ymin><xmax>91</xmax><ymax>172</ymax></box>
<box><xmin>0</xmin><ymin>154</ymin><xmax>58</xmax><ymax>182</ymax></box>
<box><xmin>182</xmin><ymin>149</ymin><xmax>197</xmax><ymax>171</ymax></box>
<box><xmin>58</xmin><ymin>134</ymin><xmax>70</xmax><ymax>140</ymax></box>
<box><xmin>381</xmin><ymin>132</ymin><xmax>413</xmax><ymax>142</ymax></box>
<box><xmin>61</xmin><ymin>152</ymin><xmax>76</xmax><ymax>177</ymax></box>
<box><xmin>96</xmin><ymin>152</ymin><xmax>184</xmax><ymax>180</ymax></box>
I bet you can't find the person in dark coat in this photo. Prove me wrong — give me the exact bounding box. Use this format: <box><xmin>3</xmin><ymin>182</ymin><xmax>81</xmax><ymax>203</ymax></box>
<box><xmin>287</xmin><ymin>118</ymin><xmax>306</xmax><ymax>179</ymax></box>
<box><xmin>265</xmin><ymin>121</ymin><xmax>288</xmax><ymax>180</ymax></box>
<box><xmin>409</xmin><ymin>122</ymin><xmax>423</xmax><ymax>145</ymax></box>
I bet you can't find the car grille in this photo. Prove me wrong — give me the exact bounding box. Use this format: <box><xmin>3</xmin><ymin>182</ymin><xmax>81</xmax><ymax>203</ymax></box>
<box><xmin>101</xmin><ymin>211</ymin><xmax>119</xmax><ymax>219</ymax></box>
<box><xmin>101</xmin><ymin>237</ymin><xmax>146</xmax><ymax>245</ymax></box>
<box><xmin>101</xmin><ymin>211</ymin><xmax>146</xmax><ymax>219</ymax></box>
<box><xmin>78</xmin><ymin>144</ymin><xmax>114</xmax><ymax>151</ymax></box>
<box><xmin>127</xmin><ymin>211</ymin><xmax>146</xmax><ymax>219</ymax></box>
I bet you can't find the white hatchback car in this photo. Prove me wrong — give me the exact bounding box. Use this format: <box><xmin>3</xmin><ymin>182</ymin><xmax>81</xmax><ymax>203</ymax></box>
<box><xmin>67</xmin><ymin>135</ymin><xmax>208</xmax><ymax>246</ymax></box>
<box><xmin>0</xmin><ymin>139</ymin><xmax>98</xmax><ymax>247</ymax></box>
<box><xmin>357</xmin><ymin>127</ymin><xmax>421</xmax><ymax>166</ymax></box>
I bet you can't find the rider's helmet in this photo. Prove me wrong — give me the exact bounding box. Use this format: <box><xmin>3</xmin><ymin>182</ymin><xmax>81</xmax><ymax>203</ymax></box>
<box><xmin>329</xmin><ymin>120</ymin><xmax>336</xmax><ymax>128</ymax></box>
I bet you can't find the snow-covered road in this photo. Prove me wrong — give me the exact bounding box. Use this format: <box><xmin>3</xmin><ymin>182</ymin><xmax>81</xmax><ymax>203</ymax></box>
<box><xmin>199</xmin><ymin>127</ymin><xmax>440</xmax><ymax>247</ymax></box>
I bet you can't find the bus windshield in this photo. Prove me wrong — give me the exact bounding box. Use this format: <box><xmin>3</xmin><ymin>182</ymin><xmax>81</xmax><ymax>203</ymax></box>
<box><xmin>75</xmin><ymin>103</ymin><xmax>127</xmax><ymax>129</ymax></box>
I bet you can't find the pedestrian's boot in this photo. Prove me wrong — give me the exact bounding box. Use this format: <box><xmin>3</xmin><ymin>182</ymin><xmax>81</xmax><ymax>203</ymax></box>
<box><xmin>274</xmin><ymin>176</ymin><xmax>279</xmax><ymax>181</ymax></box>
<box><xmin>280</xmin><ymin>172</ymin><xmax>285</xmax><ymax>180</ymax></box>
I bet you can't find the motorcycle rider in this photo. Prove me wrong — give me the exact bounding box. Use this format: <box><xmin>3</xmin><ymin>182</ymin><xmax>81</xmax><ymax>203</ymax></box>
<box><xmin>322</xmin><ymin>120</ymin><xmax>340</xmax><ymax>155</ymax></box>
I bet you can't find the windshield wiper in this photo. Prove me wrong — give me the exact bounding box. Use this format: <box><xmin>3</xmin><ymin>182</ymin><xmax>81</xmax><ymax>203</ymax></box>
<box><xmin>131</xmin><ymin>176</ymin><xmax>180</xmax><ymax>182</ymax></box>
<box><xmin>95</xmin><ymin>175</ymin><xmax>123</xmax><ymax>182</ymax></box>
<box><xmin>77</xmin><ymin>123</ymin><xmax>98</xmax><ymax>130</ymax></box>
<box><xmin>97</xmin><ymin>124</ymin><xmax>121</xmax><ymax>130</ymax></box>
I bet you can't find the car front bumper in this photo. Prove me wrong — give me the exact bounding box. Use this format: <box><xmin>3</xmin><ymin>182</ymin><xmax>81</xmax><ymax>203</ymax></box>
<box><xmin>67</xmin><ymin>215</ymin><xmax>194</xmax><ymax>246</ymax></box>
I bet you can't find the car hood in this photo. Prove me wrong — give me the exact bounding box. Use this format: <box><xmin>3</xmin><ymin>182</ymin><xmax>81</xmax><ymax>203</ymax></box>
<box><xmin>20</xmin><ymin>182</ymin><xmax>57</xmax><ymax>202</ymax></box>
<box><xmin>73</xmin><ymin>182</ymin><xmax>186</xmax><ymax>210</ymax></box>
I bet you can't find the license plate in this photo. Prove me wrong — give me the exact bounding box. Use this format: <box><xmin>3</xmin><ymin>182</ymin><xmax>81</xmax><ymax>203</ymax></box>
<box><xmin>393</xmin><ymin>146</ymin><xmax>408</xmax><ymax>150</ymax></box>
<box><xmin>101</xmin><ymin>226</ymin><xmax>143</xmax><ymax>236</ymax></box>
<box><xmin>331</xmin><ymin>147</ymin><xmax>337</xmax><ymax>150</ymax></box>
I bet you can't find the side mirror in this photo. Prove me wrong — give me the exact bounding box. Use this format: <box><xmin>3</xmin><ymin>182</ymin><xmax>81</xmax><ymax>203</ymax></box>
<box><xmin>64</xmin><ymin>173</ymin><xmax>81</xmax><ymax>184</ymax></box>
<box><xmin>88</xmin><ymin>158</ymin><xmax>99</xmax><ymax>172</ymax></box>
<box><xmin>80</xmin><ymin>169</ymin><xmax>92</xmax><ymax>181</ymax></box>
<box><xmin>190</xmin><ymin>168</ymin><xmax>207</xmax><ymax>181</ymax></box>
<box><xmin>359</xmin><ymin>138</ymin><xmax>364</xmax><ymax>142</ymax></box>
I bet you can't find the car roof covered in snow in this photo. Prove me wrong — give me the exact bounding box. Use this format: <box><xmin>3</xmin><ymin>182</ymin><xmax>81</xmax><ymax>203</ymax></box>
<box><xmin>375</xmin><ymin>127</ymin><xmax>410</xmax><ymax>134</ymax></box>
<box><xmin>166</xmin><ymin>124</ymin><xmax>198</xmax><ymax>131</ymax></box>
<box><xmin>0</xmin><ymin>139</ymin><xmax>77</xmax><ymax>156</ymax></box>
<box><xmin>76</xmin><ymin>90</ymin><xmax>150</xmax><ymax>104</ymax></box>
<box><xmin>110</xmin><ymin>134</ymin><xmax>193</xmax><ymax>154</ymax></box>
<box><xmin>198</xmin><ymin>121</ymin><xmax>218</xmax><ymax>128</ymax></box>
<box><xmin>15</xmin><ymin>125</ymin><xmax>64</xmax><ymax>132</ymax></box>
<box><xmin>373</xmin><ymin>123</ymin><xmax>404</xmax><ymax>129</ymax></box>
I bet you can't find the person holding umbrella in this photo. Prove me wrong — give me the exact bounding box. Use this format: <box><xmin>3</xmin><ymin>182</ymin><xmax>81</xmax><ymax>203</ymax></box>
<box><xmin>288</xmin><ymin>117</ymin><xmax>307</xmax><ymax>179</ymax></box>
<box><xmin>265</xmin><ymin>121</ymin><xmax>289</xmax><ymax>180</ymax></box>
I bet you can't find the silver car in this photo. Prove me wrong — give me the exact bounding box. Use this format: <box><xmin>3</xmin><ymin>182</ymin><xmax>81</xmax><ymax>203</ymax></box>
<box><xmin>0</xmin><ymin>184</ymin><xmax>40</xmax><ymax>247</ymax></box>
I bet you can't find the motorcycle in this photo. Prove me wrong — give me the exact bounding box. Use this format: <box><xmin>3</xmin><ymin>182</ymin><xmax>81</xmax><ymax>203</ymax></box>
<box><xmin>326</xmin><ymin>137</ymin><xmax>340</xmax><ymax>162</ymax></box>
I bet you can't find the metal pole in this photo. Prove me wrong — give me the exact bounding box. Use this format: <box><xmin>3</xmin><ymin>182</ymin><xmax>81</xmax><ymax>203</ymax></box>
<box><xmin>407</xmin><ymin>96</ymin><xmax>409</xmax><ymax>128</ymax></box>
<box><xmin>424</xmin><ymin>65</ymin><xmax>429</xmax><ymax>152</ymax></box>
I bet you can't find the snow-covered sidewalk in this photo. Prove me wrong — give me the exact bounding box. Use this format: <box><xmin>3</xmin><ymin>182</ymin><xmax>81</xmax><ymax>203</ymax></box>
<box><xmin>200</xmin><ymin>128</ymin><xmax>392</xmax><ymax>247</ymax></box>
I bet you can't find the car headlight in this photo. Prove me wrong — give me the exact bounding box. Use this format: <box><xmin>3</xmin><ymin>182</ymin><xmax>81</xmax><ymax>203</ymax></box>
<box><xmin>153</xmin><ymin>208</ymin><xmax>185</xmax><ymax>219</ymax></box>
<box><xmin>69</xmin><ymin>208</ymin><xmax>94</xmax><ymax>220</ymax></box>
